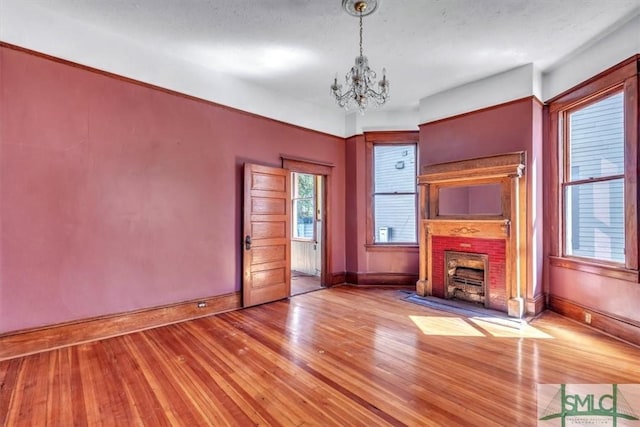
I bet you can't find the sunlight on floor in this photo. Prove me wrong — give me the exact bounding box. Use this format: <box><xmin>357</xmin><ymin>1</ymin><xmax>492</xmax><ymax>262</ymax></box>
<box><xmin>409</xmin><ymin>316</ymin><xmax>485</xmax><ymax>337</ymax></box>
<box><xmin>409</xmin><ymin>315</ymin><xmax>553</xmax><ymax>338</ymax></box>
<box><xmin>468</xmin><ymin>317</ymin><xmax>553</xmax><ymax>338</ymax></box>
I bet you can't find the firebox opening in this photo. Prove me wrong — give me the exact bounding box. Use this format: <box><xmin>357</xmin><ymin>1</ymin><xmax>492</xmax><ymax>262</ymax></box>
<box><xmin>445</xmin><ymin>251</ymin><xmax>489</xmax><ymax>307</ymax></box>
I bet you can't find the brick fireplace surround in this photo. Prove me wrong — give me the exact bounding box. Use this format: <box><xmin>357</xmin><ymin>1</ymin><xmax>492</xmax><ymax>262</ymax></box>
<box><xmin>416</xmin><ymin>152</ymin><xmax>527</xmax><ymax>318</ymax></box>
<box><xmin>432</xmin><ymin>236</ymin><xmax>506</xmax><ymax>311</ymax></box>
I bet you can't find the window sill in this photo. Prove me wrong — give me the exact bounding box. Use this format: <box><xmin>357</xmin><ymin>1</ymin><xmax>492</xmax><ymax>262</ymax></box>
<box><xmin>549</xmin><ymin>256</ymin><xmax>639</xmax><ymax>283</ymax></box>
<box><xmin>365</xmin><ymin>244</ymin><xmax>419</xmax><ymax>253</ymax></box>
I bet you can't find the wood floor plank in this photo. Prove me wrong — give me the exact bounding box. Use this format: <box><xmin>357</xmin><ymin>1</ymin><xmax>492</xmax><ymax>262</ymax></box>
<box><xmin>1</xmin><ymin>286</ymin><xmax>640</xmax><ymax>426</ymax></box>
<box><xmin>168</xmin><ymin>323</ymin><xmax>278</xmax><ymax>426</ymax></box>
<box><xmin>222</xmin><ymin>310</ymin><xmax>423</xmax><ymax>425</ymax></box>
<box><xmin>189</xmin><ymin>316</ymin><xmax>390</xmax><ymax>426</ymax></box>
<box><xmin>110</xmin><ymin>335</ymin><xmax>171</xmax><ymax>426</ymax></box>
<box><xmin>231</xmin><ymin>300</ymin><xmax>492</xmax><ymax>426</ymax></box>
<box><xmin>123</xmin><ymin>332</ymin><xmax>203</xmax><ymax>426</ymax></box>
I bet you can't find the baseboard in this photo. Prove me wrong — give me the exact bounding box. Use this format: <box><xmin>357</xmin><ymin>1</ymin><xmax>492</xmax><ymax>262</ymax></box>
<box><xmin>0</xmin><ymin>292</ymin><xmax>241</xmax><ymax>361</ymax></box>
<box><xmin>328</xmin><ymin>272</ymin><xmax>346</xmax><ymax>286</ymax></box>
<box><xmin>526</xmin><ymin>294</ymin><xmax>546</xmax><ymax>315</ymax></box>
<box><xmin>345</xmin><ymin>272</ymin><xmax>419</xmax><ymax>286</ymax></box>
<box><xmin>548</xmin><ymin>294</ymin><xmax>640</xmax><ymax>346</ymax></box>
<box><xmin>346</xmin><ymin>271</ymin><xmax>358</xmax><ymax>284</ymax></box>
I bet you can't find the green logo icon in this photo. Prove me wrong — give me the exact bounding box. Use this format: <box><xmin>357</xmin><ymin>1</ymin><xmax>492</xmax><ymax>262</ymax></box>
<box><xmin>538</xmin><ymin>384</ymin><xmax>639</xmax><ymax>427</ymax></box>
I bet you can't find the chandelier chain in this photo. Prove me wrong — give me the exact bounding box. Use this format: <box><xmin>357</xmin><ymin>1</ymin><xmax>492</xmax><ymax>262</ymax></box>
<box><xmin>359</xmin><ymin>12</ymin><xmax>363</xmax><ymax>58</ymax></box>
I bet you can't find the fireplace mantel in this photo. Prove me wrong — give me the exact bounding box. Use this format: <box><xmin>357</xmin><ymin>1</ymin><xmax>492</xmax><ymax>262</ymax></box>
<box><xmin>418</xmin><ymin>151</ymin><xmax>525</xmax><ymax>184</ymax></box>
<box><xmin>416</xmin><ymin>152</ymin><xmax>527</xmax><ymax>317</ymax></box>
<box><xmin>424</xmin><ymin>219</ymin><xmax>510</xmax><ymax>239</ymax></box>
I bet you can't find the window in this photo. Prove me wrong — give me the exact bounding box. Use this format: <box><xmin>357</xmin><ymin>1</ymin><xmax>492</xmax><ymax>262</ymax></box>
<box><xmin>370</xmin><ymin>142</ymin><xmax>417</xmax><ymax>244</ymax></box>
<box><xmin>549</xmin><ymin>56</ymin><xmax>638</xmax><ymax>280</ymax></box>
<box><xmin>292</xmin><ymin>172</ymin><xmax>315</xmax><ymax>240</ymax></box>
<box><xmin>373</xmin><ymin>144</ymin><xmax>417</xmax><ymax>243</ymax></box>
<box><xmin>563</xmin><ymin>91</ymin><xmax>625</xmax><ymax>263</ymax></box>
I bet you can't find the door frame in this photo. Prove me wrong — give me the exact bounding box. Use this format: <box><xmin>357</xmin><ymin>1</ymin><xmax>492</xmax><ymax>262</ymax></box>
<box><xmin>282</xmin><ymin>156</ymin><xmax>333</xmax><ymax>287</ymax></box>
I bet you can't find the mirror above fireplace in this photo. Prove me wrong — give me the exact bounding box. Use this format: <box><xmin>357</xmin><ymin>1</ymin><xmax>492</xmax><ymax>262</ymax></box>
<box><xmin>418</xmin><ymin>152</ymin><xmax>525</xmax><ymax>221</ymax></box>
<box><xmin>438</xmin><ymin>183</ymin><xmax>502</xmax><ymax>216</ymax></box>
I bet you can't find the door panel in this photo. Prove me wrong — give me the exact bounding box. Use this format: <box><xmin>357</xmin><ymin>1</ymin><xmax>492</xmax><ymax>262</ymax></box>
<box><xmin>243</xmin><ymin>163</ymin><xmax>291</xmax><ymax>307</ymax></box>
<box><xmin>251</xmin><ymin>268</ymin><xmax>286</xmax><ymax>287</ymax></box>
<box><xmin>251</xmin><ymin>245</ymin><xmax>286</xmax><ymax>264</ymax></box>
<box><xmin>251</xmin><ymin>222</ymin><xmax>285</xmax><ymax>239</ymax></box>
<box><xmin>251</xmin><ymin>197</ymin><xmax>286</xmax><ymax>214</ymax></box>
<box><xmin>252</xmin><ymin>172</ymin><xmax>287</xmax><ymax>192</ymax></box>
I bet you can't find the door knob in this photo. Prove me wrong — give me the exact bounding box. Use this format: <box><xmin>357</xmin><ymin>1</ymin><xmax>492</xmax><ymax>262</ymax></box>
<box><xmin>245</xmin><ymin>235</ymin><xmax>252</xmax><ymax>250</ymax></box>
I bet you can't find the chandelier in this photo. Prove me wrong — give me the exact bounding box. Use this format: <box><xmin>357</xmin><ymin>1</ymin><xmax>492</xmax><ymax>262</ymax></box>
<box><xmin>330</xmin><ymin>0</ymin><xmax>389</xmax><ymax>113</ymax></box>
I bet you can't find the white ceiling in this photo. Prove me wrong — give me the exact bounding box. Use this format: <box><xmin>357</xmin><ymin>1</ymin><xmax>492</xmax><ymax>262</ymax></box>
<box><xmin>2</xmin><ymin>0</ymin><xmax>639</xmax><ymax>134</ymax></box>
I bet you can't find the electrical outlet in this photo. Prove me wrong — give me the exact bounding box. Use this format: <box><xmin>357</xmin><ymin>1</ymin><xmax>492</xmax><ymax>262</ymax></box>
<box><xmin>197</xmin><ymin>301</ymin><xmax>207</xmax><ymax>308</ymax></box>
<box><xmin>584</xmin><ymin>312</ymin><xmax>592</xmax><ymax>324</ymax></box>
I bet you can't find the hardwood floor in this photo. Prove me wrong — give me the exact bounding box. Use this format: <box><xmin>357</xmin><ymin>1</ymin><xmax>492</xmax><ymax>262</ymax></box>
<box><xmin>1</xmin><ymin>286</ymin><xmax>639</xmax><ymax>426</ymax></box>
<box><xmin>291</xmin><ymin>271</ymin><xmax>322</xmax><ymax>296</ymax></box>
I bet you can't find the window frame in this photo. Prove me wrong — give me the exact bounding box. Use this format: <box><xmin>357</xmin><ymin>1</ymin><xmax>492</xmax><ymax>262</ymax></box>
<box><xmin>365</xmin><ymin>131</ymin><xmax>420</xmax><ymax>250</ymax></box>
<box><xmin>548</xmin><ymin>55</ymin><xmax>639</xmax><ymax>282</ymax></box>
<box><xmin>561</xmin><ymin>88</ymin><xmax>626</xmax><ymax>264</ymax></box>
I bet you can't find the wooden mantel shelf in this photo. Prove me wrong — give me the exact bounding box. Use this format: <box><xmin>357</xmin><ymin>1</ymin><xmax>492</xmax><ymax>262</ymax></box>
<box><xmin>418</xmin><ymin>152</ymin><xmax>525</xmax><ymax>184</ymax></box>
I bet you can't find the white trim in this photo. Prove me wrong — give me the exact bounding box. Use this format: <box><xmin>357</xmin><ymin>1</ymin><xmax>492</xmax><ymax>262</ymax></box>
<box><xmin>345</xmin><ymin>108</ymin><xmax>420</xmax><ymax>138</ymax></box>
<box><xmin>542</xmin><ymin>14</ymin><xmax>640</xmax><ymax>101</ymax></box>
<box><xmin>419</xmin><ymin>64</ymin><xmax>540</xmax><ymax>124</ymax></box>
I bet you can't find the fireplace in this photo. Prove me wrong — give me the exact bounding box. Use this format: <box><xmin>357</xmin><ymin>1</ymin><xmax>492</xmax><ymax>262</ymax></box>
<box><xmin>416</xmin><ymin>152</ymin><xmax>528</xmax><ymax>318</ymax></box>
<box><xmin>431</xmin><ymin>235</ymin><xmax>507</xmax><ymax>311</ymax></box>
<box><xmin>445</xmin><ymin>251</ymin><xmax>488</xmax><ymax>306</ymax></box>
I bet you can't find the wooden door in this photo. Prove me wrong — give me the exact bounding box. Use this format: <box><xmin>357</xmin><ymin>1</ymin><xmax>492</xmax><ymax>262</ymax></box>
<box><xmin>243</xmin><ymin>163</ymin><xmax>291</xmax><ymax>307</ymax></box>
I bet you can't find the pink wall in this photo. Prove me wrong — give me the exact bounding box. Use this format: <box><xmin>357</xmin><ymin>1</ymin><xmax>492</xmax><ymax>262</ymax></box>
<box><xmin>419</xmin><ymin>98</ymin><xmax>544</xmax><ymax>310</ymax></box>
<box><xmin>344</xmin><ymin>135</ymin><xmax>364</xmax><ymax>273</ymax></box>
<box><xmin>0</xmin><ymin>46</ymin><xmax>345</xmax><ymax>333</ymax></box>
<box><xmin>549</xmin><ymin>267</ymin><xmax>640</xmax><ymax>322</ymax></box>
<box><xmin>420</xmin><ymin>99</ymin><xmax>535</xmax><ymax>166</ymax></box>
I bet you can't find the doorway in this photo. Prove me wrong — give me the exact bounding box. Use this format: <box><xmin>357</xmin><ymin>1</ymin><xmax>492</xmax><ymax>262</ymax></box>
<box><xmin>290</xmin><ymin>172</ymin><xmax>324</xmax><ymax>296</ymax></box>
<box><xmin>242</xmin><ymin>158</ymin><xmax>333</xmax><ymax>307</ymax></box>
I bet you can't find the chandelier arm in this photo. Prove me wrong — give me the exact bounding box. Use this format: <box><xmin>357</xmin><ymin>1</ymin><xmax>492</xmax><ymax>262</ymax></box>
<box><xmin>365</xmin><ymin>87</ymin><xmax>386</xmax><ymax>96</ymax></box>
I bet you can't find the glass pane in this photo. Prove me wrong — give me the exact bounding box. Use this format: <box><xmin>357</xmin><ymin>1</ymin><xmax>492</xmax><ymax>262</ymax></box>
<box><xmin>374</xmin><ymin>194</ymin><xmax>416</xmax><ymax>243</ymax></box>
<box><xmin>374</xmin><ymin>145</ymin><xmax>416</xmax><ymax>193</ymax></box>
<box><xmin>564</xmin><ymin>178</ymin><xmax>624</xmax><ymax>263</ymax></box>
<box><xmin>568</xmin><ymin>92</ymin><xmax>624</xmax><ymax>181</ymax></box>
<box><xmin>294</xmin><ymin>173</ymin><xmax>314</xmax><ymax>198</ymax></box>
<box><xmin>293</xmin><ymin>198</ymin><xmax>314</xmax><ymax>239</ymax></box>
